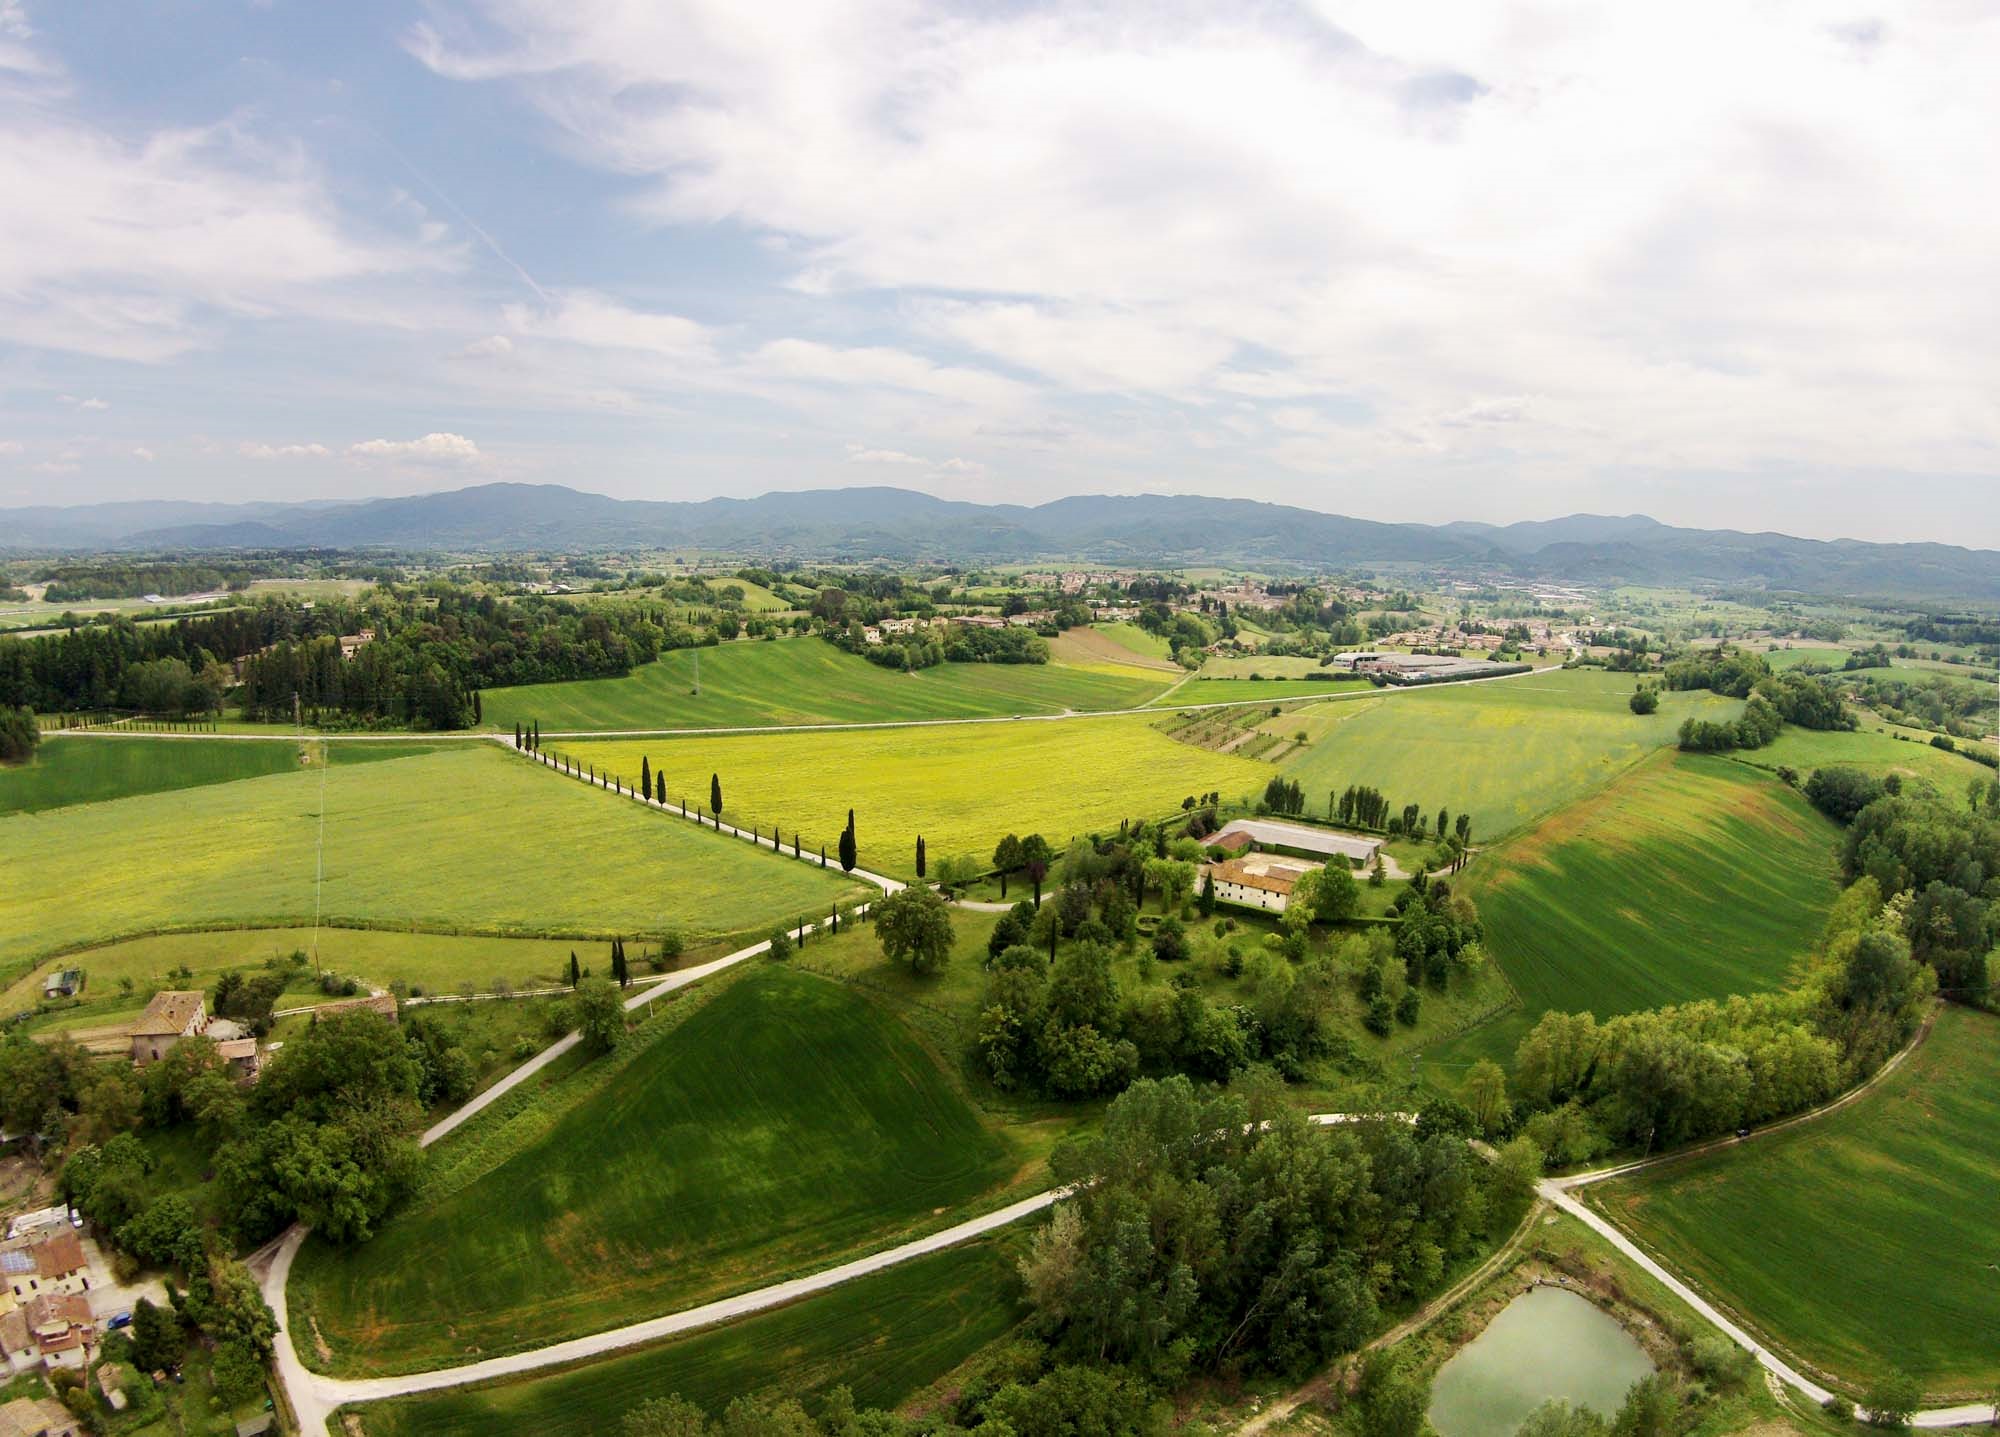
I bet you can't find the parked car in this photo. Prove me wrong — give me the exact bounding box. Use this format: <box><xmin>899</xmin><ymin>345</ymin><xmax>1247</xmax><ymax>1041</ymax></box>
<box><xmin>106</xmin><ymin>1310</ymin><xmax>133</xmax><ymax>1330</ymax></box>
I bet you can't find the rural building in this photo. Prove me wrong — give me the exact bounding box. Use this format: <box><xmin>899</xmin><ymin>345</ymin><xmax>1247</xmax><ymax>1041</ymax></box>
<box><xmin>1208</xmin><ymin>818</ymin><xmax>1380</xmax><ymax>866</ymax></box>
<box><xmin>1</xmin><ymin>1231</ymin><xmax>90</xmax><ymax>1302</ymax></box>
<box><xmin>97</xmin><ymin>1362</ymin><xmax>127</xmax><ymax>1411</ymax></box>
<box><xmin>1206</xmin><ymin>829</ymin><xmax>1253</xmax><ymax>856</ymax></box>
<box><xmin>1202</xmin><ymin>855</ymin><xmax>1323</xmax><ymax>913</ymax></box>
<box><xmin>878</xmin><ymin>617</ymin><xmax>923</xmax><ymax>635</ymax></box>
<box><xmin>0</xmin><ymin>1395</ymin><xmax>82</xmax><ymax>1437</ymax></box>
<box><xmin>337</xmin><ymin>627</ymin><xmax>376</xmax><ymax>659</ymax></box>
<box><xmin>39</xmin><ymin>970</ymin><xmax>81</xmax><ymax>1000</ymax></box>
<box><xmin>311</xmin><ymin>994</ymin><xmax>398</xmax><ymax>1024</ymax></box>
<box><xmin>949</xmin><ymin>614</ymin><xmax>1007</xmax><ymax>629</ymax></box>
<box><xmin>862</xmin><ymin>626</ymin><xmax>883</xmax><ymax>644</ymax></box>
<box><xmin>128</xmin><ymin>990</ymin><xmax>208</xmax><ymax>1064</ymax></box>
<box><xmin>0</xmin><ymin>1293</ymin><xmax>95</xmax><ymax>1373</ymax></box>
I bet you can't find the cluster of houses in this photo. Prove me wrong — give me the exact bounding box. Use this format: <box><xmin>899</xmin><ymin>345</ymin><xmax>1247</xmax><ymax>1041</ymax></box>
<box><xmin>0</xmin><ymin>1394</ymin><xmax>84</xmax><ymax>1437</ymax></box>
<box><xmin>1017</xmin><ymin>570</ymin><xmax>1133</xmax><ymax>594</ymax></box>
<box><xmin>0</xmin><ymin>1218</ymin><xmax>99</xmax><ymax>1380</ymax></box>
<box><xmin>125</xmin><ymin>988</ymin><xmax>396</xmax><ymax>1075</ymax></box>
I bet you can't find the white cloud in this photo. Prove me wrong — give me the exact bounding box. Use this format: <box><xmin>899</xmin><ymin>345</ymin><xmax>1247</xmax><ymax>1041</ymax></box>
<box><xmin>240</xmin><ymin>441</ymin><xmax>333</xmax><ymax>459</ymax></box>
<box><xmin>56</xmin><ymin>394</ymin><xmax>109</xmax><ymax>411</ymax></box>
<box><xmin>504</xmin><ymin>291</ymin><xmax>712</xmax><ymax>360</ymax></box>
<box><xmin>0</xmin><ymin>440</ymin><xmax>22</xmax><ymax>456</ymax></box>
<box><xmin>453</xmin><ymin>334</ymin><xmax>514</xmax><ymax>360</ymax></box>
<box><xmin>131</xmin><ymin>446</ymin><xmax>156</xmax><ymax>461</ymax></box>
<box><xmin>846</xmin><ymin>447</ymin><xmax>925</xmax><ymax>465</ymax></box>
<box><xmin>413</xmin><ymin>0</ymin><xmax>2000</xmax><ymax>512</ymax></box>
<box><xmin>348</xmin><ymin>432</ymin><xmax>481</xmax><ymax>462</ymax></box>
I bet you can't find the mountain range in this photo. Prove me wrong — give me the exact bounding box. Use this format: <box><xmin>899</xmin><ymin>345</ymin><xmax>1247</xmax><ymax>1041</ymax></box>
<box><xmin>3</xmin><ymin>483</ymin><xmax>1995</xmax><ymax>600</ymax></box>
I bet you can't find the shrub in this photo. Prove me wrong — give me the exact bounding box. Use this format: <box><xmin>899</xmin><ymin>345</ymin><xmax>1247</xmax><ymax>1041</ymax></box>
<box><xmin>1823</xmin><ymin>1396</ymin><xmax>1856</xmax><ymax>1423</ymax></box>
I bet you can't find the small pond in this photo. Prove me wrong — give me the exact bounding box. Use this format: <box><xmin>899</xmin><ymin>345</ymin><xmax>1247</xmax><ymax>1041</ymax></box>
<box><xmin>1427</xmin><ymin>1284</ymin><xmax>1655</xmax><ymax>1437</ymax></box>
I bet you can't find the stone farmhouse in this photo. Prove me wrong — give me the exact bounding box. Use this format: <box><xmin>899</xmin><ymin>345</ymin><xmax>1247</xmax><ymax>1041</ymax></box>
<box><xmin>1</xmin><ymin>1231</ymin><xmax>90</xmax><ymax>1304</ymax></box>
<box><xmin>1201</xmin><ymin>854</ymin><xmax>1324</xmax><ymax>914</ymax></box>
<box><xmin>128</xmin><ymin>990</ymin><xmax>207</xmax><ymax>1064</ymax></box>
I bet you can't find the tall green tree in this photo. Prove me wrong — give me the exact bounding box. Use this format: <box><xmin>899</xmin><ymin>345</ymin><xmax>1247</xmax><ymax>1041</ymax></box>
<box><xmin>574</xmin><ymin>976</ymin><xmax>623</xmax><ymax>1054</ymax></box>
<box><xmin>656</xmin><ymin>772</ymin><xmax>666</xmax><ymax>804</ymax></box>
<box><xmin>993</xmin><ymin>834</ymin><xmax>1025</xmax><ymax>897</ymax></box>
<box><xmin>641</xmin><ymin>756</ymin><xmax>651</xmax><ymax>801</ymax></box>
<box><xmin>569</xmin><ymin>951</ymin><xmax>581</xmax><ymax>988</ymax></box>
<box><xmin>839</xmin><ymin>810</ymin><xmax>857</xmax><ymax>872</ymax></box>
<box><xmin>710</xmin><ymin>772</ymin><xmax>723</xmax><ymax>818</ymax></box>
<box><xmin>916</xmin><ymin>835</ymin><xmax>927</xmax><ymax>878</ymax></box>
<box><xmin>1021</xmin><ymin>833</ymin><xmax>1053</xmax><ymax>906</ymax></box>
<box><xmin>875</xmin><ymin>887</ymin><xmax>954</xmax><ymax>974</ymax></box>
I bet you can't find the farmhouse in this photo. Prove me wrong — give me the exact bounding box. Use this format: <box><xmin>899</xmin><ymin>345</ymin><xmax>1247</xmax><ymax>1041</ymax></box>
<box><xmin>1202</xmin><ymin>854</ymin><xmax>1323</xmax><ymax>913</ymax></box>
<box><xmin>128</xmin><ymin>990</ymin><xmax>207</xmax><ymax>1064</ymax></box>
<box><xmin>1208</xmin><ymin>818</ymin><xmax>1381</xmax><ymax>866</ymax></box>
<box><xmin>0</xmin><ymin>1293</ymin><xmax>95</xmax><ymax>1374</ymax></box>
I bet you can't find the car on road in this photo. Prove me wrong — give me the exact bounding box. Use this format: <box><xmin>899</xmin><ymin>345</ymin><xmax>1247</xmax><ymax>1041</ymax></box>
<box><xmin>105</xmin><ymin>1310</ymin><xmax>133</xmax><ymax>1330</ymax></box>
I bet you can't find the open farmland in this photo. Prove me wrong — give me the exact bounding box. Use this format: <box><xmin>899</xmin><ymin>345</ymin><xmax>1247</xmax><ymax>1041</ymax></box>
<box><xmin>1157</xmin><ymin>675</ymin><xmax>1372</xmax><ymax>707</ymax></box>
<box><xmin>0</xmin><ymin>735</ymin><xmax>304</xmax><ymax>813</ymax></box>
<box><xmin>1428</xmin><ymin>752</ymin><xmax>1840</xmax><ymax>1071</ymax></box>
<box><xmin>1276</xmin><ymin>667</ymin><xmax>1744</xmax><ymax>841</ymax></box>
<box><xmin>482</xmin><ymin>637</ymin><xmax>1170</xmax><ymax>732</ymax></box>
<box><xmin>1735</xmin><ymin>724</ymin><xmax>1992</xmax><ymax>803</ymax></box>
<box><xmin>1</xmin><ymin>927</ymin><xmax>607</xmax><ymax>1033</ymax></box>
<box><xmin>563</xmin><ymin>713</ymin><xmax>1273</xmax><ymax>880</ymax></box>
<box><xmin>349</xmin><ymin>1234</ymin><xmax>1025</xmax><ymax>1437</ymax></box>
<box><xmin>1592</xmin><ymin>1006</ymin><xmax>2000</xmax><ymax>1396</ymax></box>
<box><xmin>293</xmin><ymin>967</ymin><xmax>1019</xmax><ymax>1375</ymax></box>
<box><xmin>0</xmin><ymin>743</ymin><xmax>863</xmax><ymax>983</ymax></box>
<box><xmin>1045</xmin><ymin>623</ymin><xmax>1183</xmax><ymax>675</ymax></box>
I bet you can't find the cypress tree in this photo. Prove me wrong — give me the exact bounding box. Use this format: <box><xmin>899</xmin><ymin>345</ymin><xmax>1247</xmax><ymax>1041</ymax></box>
<box><xmin>656</xmin><ymin>772</ymin><xmax>666</xmax><ymax>805</ymax></box>
<box><xmin>570</xmin><ymin>951</ymin><xmax>580</xmax><ymax>987</ymax></box>
<box><xmin>473</xmin><ymin>690</ymin><xmax>482</xmax><ymax>724</ymax></box>
<box><xmin>793</xmin><ymin>833</ymin><xmax>800</xmax><ymax>858</ymax></box>
<box><xmin>641</xmin><ymin>756</ymin><xmax>651</xmax><ymax>802</ymax></box>
<box><xmin>514</xmin><ymin>722</ymin><xmax>522</xmax><ymax>748</ymax></box>
<box><xmin>916</xmin><ymin>835</ymin><xmax>926</xmax><ymax>878</ymax></box>
<box><xmin>839</xmin><ymin>810</ymin><xmax>857</xmax><ymax>872</ymax></box>
<box><xmin>820</xmin><ymin>844</ymin><xmax>827</xmax><ymax>867</ymax></box>
<box><xmin>710</xmin><ymin>773</ymin><xmax>723</xmax><ymax>818</ymax></box>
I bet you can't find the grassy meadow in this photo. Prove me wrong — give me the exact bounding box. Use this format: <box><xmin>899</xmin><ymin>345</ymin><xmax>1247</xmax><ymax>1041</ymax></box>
<box><xmin>295</xmin><ymin>967</ymin><xmax>1020</xmax><ymax>1374</ymax></box>
<box><xmin>1159</xmin><ymin>676</ymin><xmax>1372</xmax><ymax>707</ymax></box>
<box><xmin>1045</xmin><ymin>624</ymin><xmax>1183</xmax><ymax>675</ymax></box>
<box><xmin>1</xmin><ymin>928</ymin><xmax>618</xmax><ymax>1034</ymax></box>
<box><xmin>562</xmin><ymin>713</ymin><xmax>1273</xmax><ymax>879</ymax></box>
<box><xmin>1426</xmin><ymin>752</ymin><xmax>1840</xmax><ymax>1073</ymax></box>
<box><xmin>1736</xmin><ymin>725</ymin><xmax>1992</xmax><ymax>803</ymax></box>
<box><xmin>1592</xmin><ymin>1005</ymin><xmax>2000</xmax><ymax>1396</ymax></box>
<box><xmin>1276</xmin><ymin>667</ymin><xmax>1743</xmax><ymax>841</ymax></box>
<box><xmin>348</xmin><ymin>1234</ymin><xmax>1027</xmax><ymax>1437</ymax></box>
<box><xmin>481</xmin><ymin>638</ymin><xmax>1171</xmax><ymax>732</ymax></box>
<box><xmin>0</xmin><ymin>744</ymin><xmax>863</xmax><ymax>983</ymax></box>
<box><xmin>0</xmin><ymin>735</ymin><xmax>306</xmax><ymax>813</ymax></box>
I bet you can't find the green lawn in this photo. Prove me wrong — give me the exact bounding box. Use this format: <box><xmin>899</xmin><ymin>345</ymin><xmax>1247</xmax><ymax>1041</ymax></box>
<box><xmin>1593</xmin><ymin>1005</ymin><xmax>2000</xmax><ymax>1396</ymax></box>
<box><xmin>1762</xmin><ymin>645</ymin><xmax>1849</xmax><ymax>670</ymax></box>
<box><xmin>292</xmin><ymin>967</ymin><xmax>1020</xmax><ymax>1375</ymax></box>
<box><xmin>1094</xmin><ymin>621</ymin><xmax>1175</xmax><ymax>662</ymax></box>
<box><xmin>481</xmin><ymin>638</ymin><xmax>1170</xmax><ymax>732</ymax></box>
<box><xmin>0</xmin><ymin>744</ymin><xmax>863</xmax><ymax>984</ymax></box>
<box><xmin>561</xmin><ymin>713</ymin><xmax>1274</xmax><ymax>880</ymax></box>
<box><xmin>1426</xmin><ymin>752</ymin><xmax>1839</xmax><ymax>1074</ymax></box>
<box><xmin>1277</xmin><ymin>667</ymin><xmax>1744</xmax><ymax>842</ymax></box>
<box><xmin>0</xmin><ymin>736</ymin><xmax>306</xmax><ymax>813</ymax></box>
<box><xmin>347</xmin><ymin>1233</ymin><xmax>1027</xmax><ymax>1437</ymax></box>
<box><xmin>1736</xmin><ymin>725</ymin><xmax>1992</xmax><ymax>804</ymax></box>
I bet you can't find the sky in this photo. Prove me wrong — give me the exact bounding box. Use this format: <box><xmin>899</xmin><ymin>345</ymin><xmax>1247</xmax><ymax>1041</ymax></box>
<box><xmin>1</xmin><ymin>1</ymin><xmax>1996</xmax><ymax>546</ymax></box>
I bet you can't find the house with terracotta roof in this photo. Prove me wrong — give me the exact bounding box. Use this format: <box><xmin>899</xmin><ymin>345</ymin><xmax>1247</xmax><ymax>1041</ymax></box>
<box><xmin>1201</xmin><ymin>854</ymin><xmax>1324</xmax><ymax>914</ymax></box>
<box><xmin>0</xmin><ymin>1293</ymin><xmax>95</xmax><ymax>1373</ymax></box>
<box><xmin>129</xmin><ymin>989</ymin><xmax>208</xmax><ymax>1064</ymax></box>
<box><xmin>0</xmin><ymin>1394</ymin><xmax>83</xmax><ymax>1437</ymax></box>
<box><xmin>0</xmin><ymin>1231</ymin><xmax>90</xmax><ymax>1303</ymax></box>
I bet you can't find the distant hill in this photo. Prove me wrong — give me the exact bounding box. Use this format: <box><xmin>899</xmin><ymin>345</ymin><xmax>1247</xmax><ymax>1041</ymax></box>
<box><xmin>3</xmin><ymin>483</ymin><xmax>1994</xmax><ymax>600</ymax></box>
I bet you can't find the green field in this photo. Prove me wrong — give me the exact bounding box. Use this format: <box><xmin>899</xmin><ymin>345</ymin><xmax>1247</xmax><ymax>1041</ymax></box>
<box><xmin>349</xmin><ymin>1234</ymin><xmax>1026</xmax><ymax>1437</ymax></box>
<box><xmin>1428</xmin><ymin>752</ymin><xmax>1840</xmax><ymax>1073</ymax></box>
<box><xmin>1093</xmin><ymin>621</ymin><xmax>1174</xmax><ymax>661</ymax></box>
<box><xmin>0</xmin><ymin>745</ymin><xmax>863</xmax><ymax>983</ymax></box>
<box><xmin>0</xmin><ymin>736</ymin><xmax>308</xmax><ymax>814</ymax></box>
<box><xmin>1594</xmin><ymin>1005</ymin><xmax>2000</xmax><ymax>1395</ymax></box>
<box><xmin>1762</xmin><ymin>645</ymin><xmax>1849</xmax><ymax>670</ymax></box>
<box><xmin>1</xmin><ymin>927</ymin><xmax>614</xmax><ymax>1032</ymax></box>
<box><xmin>294</xmin><ymin>967</ymin><xmax>1019</xmax><ymax>1375</ymax></box>
<box><xmin>563</xmin><ymin>713</ymin><xmax>1274</xmax><ymax>880</ymax></box>
<box><xmin>1736</xmin><ymin>725</ymin><xmax>1992</xmax><ymax>803</ymax></box>
<box><xmin>1159</xmin><ymin>676</ymin><xmax>1372</xmax><ymax>707</ymax></box>
<box><xmin>1197</xmin><ymin>654</ymin><xmax>1339</xmax><ymax>679</ymax></box>
<box><xmin>1277</xmin><ymin>668</ymin><xmax>1744</xmax><ymax>841</ymax></box>
<box><xmin>481</xmin><ymin>638</ymin><xmax>1170</xmax><ymax>732</ymax></box>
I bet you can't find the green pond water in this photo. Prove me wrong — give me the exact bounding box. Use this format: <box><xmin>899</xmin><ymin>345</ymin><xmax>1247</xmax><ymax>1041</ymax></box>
<box><xmin>1427</xmin><ymin>1284</ymin><xmax>1655</xmax><ymax>1437</ymax></box>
